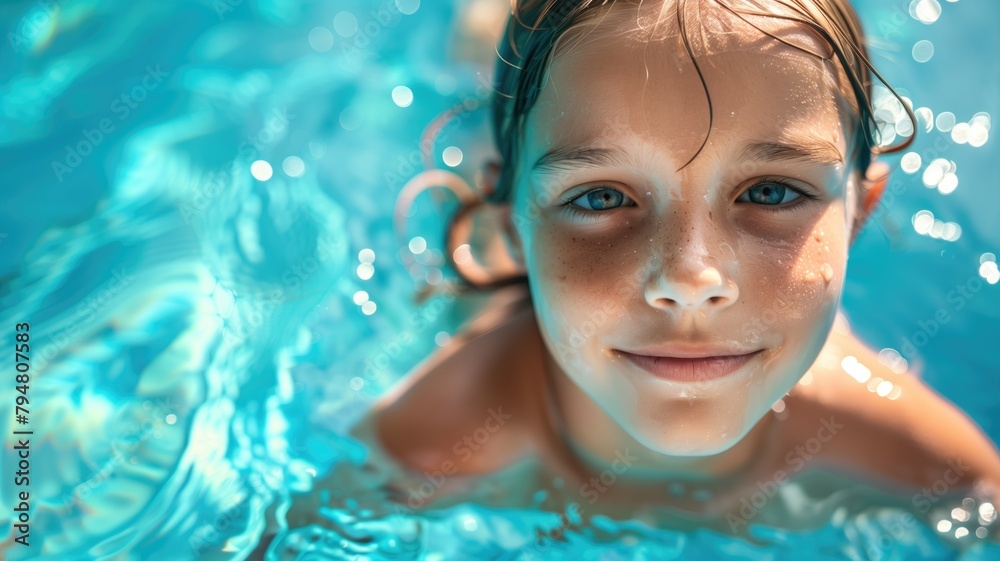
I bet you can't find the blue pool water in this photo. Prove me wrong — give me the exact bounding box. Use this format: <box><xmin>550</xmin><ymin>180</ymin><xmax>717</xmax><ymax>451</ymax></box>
<box><xmin>1</xmin><ymin>0</ymin><xmax>998</xmax><ymax>559</ymax></box>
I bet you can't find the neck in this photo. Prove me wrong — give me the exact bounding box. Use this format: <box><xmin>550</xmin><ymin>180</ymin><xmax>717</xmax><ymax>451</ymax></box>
<box><xmin>540</xmin><ymin>347</ymin><xmax>775</xmax><ymax>484</ymax></box>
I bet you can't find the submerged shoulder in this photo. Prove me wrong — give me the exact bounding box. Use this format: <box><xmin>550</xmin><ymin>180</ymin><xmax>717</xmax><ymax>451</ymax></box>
<box><xmin>363</xmin><ymin>287</ymin><xmax>544</xmax><ymax>477</ymax></box>
<box><xmin>787</xmin><ymin>320</ymin><xmax>1000</xmax><ymax>496</ymax></box>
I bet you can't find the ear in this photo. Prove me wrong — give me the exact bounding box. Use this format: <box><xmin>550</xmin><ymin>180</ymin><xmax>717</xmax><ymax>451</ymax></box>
<box><xmin>851</xmin><ymin>158</ymin><xmax>890</xmax><ymax>245</ymax></box>
<box><xmin>446</xmin><ymin>161</ymin><xmax>526</xmax><ymax>287</ymax></box>
<box><xmin>477</xmin><ymin>159</ymin><xmax>502</xmax><ymax>197</ymax></box>
<box><xmin>499</xmin><ymin>204</ymin><xmax>525</xmax><ymax>264</ymax></box>
<box><xmin>477</xmin><ymin>159</ymin><xmax>525</xmax><ymax>264</ymax></box>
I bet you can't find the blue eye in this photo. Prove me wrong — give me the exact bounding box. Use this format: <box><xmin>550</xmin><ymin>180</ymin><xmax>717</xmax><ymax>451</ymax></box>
<box><xmin>737</xmin><ymin>181</ymin><xmax>802</xmax><ymax>205</ymax></box>
<box><xmin>568</xmin><ymin>187</ymin><xmax>634</xmax><ymax>211</ymax></box>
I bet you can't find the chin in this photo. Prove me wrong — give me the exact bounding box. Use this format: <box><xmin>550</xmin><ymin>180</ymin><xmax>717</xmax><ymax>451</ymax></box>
<box><xmin>637</xmin><ymin>430</ymin><xmax>747</xmax><ymax>458</ymax></box>
<box><xmin>621</xmin><ymin>407</ymin><xmax>754</xmax><ymax>457</ymax></box>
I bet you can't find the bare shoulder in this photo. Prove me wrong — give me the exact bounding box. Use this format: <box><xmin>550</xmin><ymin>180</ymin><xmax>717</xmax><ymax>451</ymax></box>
<box><xmin>364</xmin><ymin>285</ymin><xmax>546</xmax><ymax>477</ymax></box>
<box><xmin>784</xmin><ymin>315</ymin><xmax>1000</xmax><ymax>496</ymax></box>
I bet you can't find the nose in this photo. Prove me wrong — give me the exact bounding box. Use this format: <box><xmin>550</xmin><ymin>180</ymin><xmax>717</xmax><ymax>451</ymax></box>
<box><xmin>644</xmin><ymin>242</ymin><xmax>739</xmax><ymax>313</ymax></box>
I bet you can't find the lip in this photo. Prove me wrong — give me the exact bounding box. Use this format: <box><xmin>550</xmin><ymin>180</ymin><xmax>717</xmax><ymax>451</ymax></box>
<box><xmin>613</xmin><ymin>347</ymin><xmax>764</xmax><ymax>382</ymax></box>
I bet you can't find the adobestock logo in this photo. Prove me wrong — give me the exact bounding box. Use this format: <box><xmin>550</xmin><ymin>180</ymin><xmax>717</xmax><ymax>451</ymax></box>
<box><xmin>911</xmin><ymin>458</ymin><xmax>970</xmax><ymax>513</ymax></box>
<box><xmin>336</xmin><ymin>2</ymin><xmax>418</xmax><ymax>71</ymax></box>
<box><xmin>360</xmin><ymin>279</ymin><xmax>461</xmax><ymax>386</ymax></box>
<box><xmin>51</xmin><ymin>65</ymin><xmax>170</xmax><ymax>183</ymax></box>
<box><xmin>726</xmin><ymin>416</ymin><xmax>844</xmax><ymax>532</ymax></box>
<box><xmin>898</xmin><ymin>273</ymin><xmax>988</xmax><ymax>360</ymax></box>
<box><xmin>179</xmin><ymin>106</ymin><xmax>294</xmax><ymax>224</ymax></box>
<box><xmin>383</xmin><ymin>72</ymin><xmax>495</xmax><ymax>192</ymax></box>
<box><xmin>739</xmin><ymin>297</ymin><xmax>790</xmax><ymax>341</ymax></box>
<box><xmin>7</xmin><ymin>0</ymin><xmax>69</xmax><ymax>53</ymax></box>
<box><xmin>404</xmin><ymin>406</ymin><xmax>512</xmax><ymax>510</ymax></box>
<box><xmin>35</xmin><ymin>267</ymin><xmax>136</xmax><ymax>371</ymax></box>
<box><xmin>579</xmin><ymin>449</ymin><xmax>638</xmax><ymax>504</ymax></box>
<box><xmin>522</xmin><ymin>446</ymin><xmax>638</xmax><ymax>557</ymax></box>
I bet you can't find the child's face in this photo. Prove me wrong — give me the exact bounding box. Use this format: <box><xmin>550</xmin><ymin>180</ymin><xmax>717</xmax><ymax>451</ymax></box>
<box><xmin>509</xmin><ymin>5</ymin><xmax>862</xmax><ymax>456</ymax></box>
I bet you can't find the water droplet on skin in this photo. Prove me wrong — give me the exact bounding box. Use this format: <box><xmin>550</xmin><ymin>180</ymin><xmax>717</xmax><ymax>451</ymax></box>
<box><xmin>821</xmin><ymin>263</ymin><xmax>834</xmax><ymax>283</ymax></box>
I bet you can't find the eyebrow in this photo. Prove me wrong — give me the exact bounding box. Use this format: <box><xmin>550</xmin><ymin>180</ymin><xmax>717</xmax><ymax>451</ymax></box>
<box><xmin>530</xmin><ymin>137</ymin><xmax>843</xmax><ymax>176</ymax></box>
<box><xmin>736</xmin><ymin>138</ymin><xmax>844</xmax><ymax>166</ymax></box>
<box><xmin>531</xmin><ymin>145</ymin><xmax>637</xmax><ymax>176</ymax></box>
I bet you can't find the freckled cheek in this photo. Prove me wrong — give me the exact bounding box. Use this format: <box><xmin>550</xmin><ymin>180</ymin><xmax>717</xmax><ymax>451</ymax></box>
<box><xmin>528</xmin><ymin>223</ymin><xmax>641</xmax><ymax>292</ymax></box>
<box><xmin>754</xmin><ymin>210</ymin><xmax>848</xmax><ymax>337</ymax></box>
<box><xmin>525</xmin><ymin>223</ymin><xmax>646</xmax><ymax>338</ymax></box>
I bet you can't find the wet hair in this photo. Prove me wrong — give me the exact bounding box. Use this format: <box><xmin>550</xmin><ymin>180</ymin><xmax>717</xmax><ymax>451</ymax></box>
<box><xmin>442</xmin><ymin>0</ymin><xmax>915</xmax><ymax>293</ymax></box>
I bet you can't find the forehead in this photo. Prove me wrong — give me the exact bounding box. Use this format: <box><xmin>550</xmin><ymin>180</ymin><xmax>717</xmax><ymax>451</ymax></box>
<box><xmin>523</xmin><ymin>1</ymin><xmax>850</xmax><ymax>170</ymax></box>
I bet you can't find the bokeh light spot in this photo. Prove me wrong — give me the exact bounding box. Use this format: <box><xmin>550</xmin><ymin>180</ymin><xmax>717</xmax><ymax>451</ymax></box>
<box><xmin>334</xmin><ymin>12</ymin><xmax>359</xmax><ymax>37</ymax></box>
<box><xmin>282</xmin><ymin>156</ymin><xmax>305</xmax><ymax>177</ymax></box>
<box><xmin>409</xmin><ymin>236</ymin><xmax>427</xmax><ymax>254</ymax></box>
<box><xmin>392</xmin><ymin>85</ymin><xmax>413</xmax><ymax>108</ymax></box>
<box><xmin>912</xmin><ymin>40</ymin><xmax>934</xmax><ymax>62</ymax></box>
<box><xmin>936</xmin><ymin>111</ymin><xmax>956</xmax><ymax>132</ymax></box>
<box><xmin>910</xmin><ymin>0</ymin><xmax>942</xmax><ymax>24</ymax></box>
<box><xmin>901</xmin><ymin>152</ymin><xmax>922</xmax><ymax>174</ymax></box>
<box><xmin>308</xmin><ymin>27</ymin><xmax>334</xmax><ymax>52</ymax></box>
<box><xmin>442</xmin><ymin>146</ymin><xmax>463</xmax><ymax>167</ymax></box>
<box><xmin>250</xmin><ymin>160</ymin><xmax>273</xmax><ymax>181</ymax></box>
<box><xmin>396</xmin><ymin>0</ymin><xmax>420</xmax><ymax>16</ymax></box>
